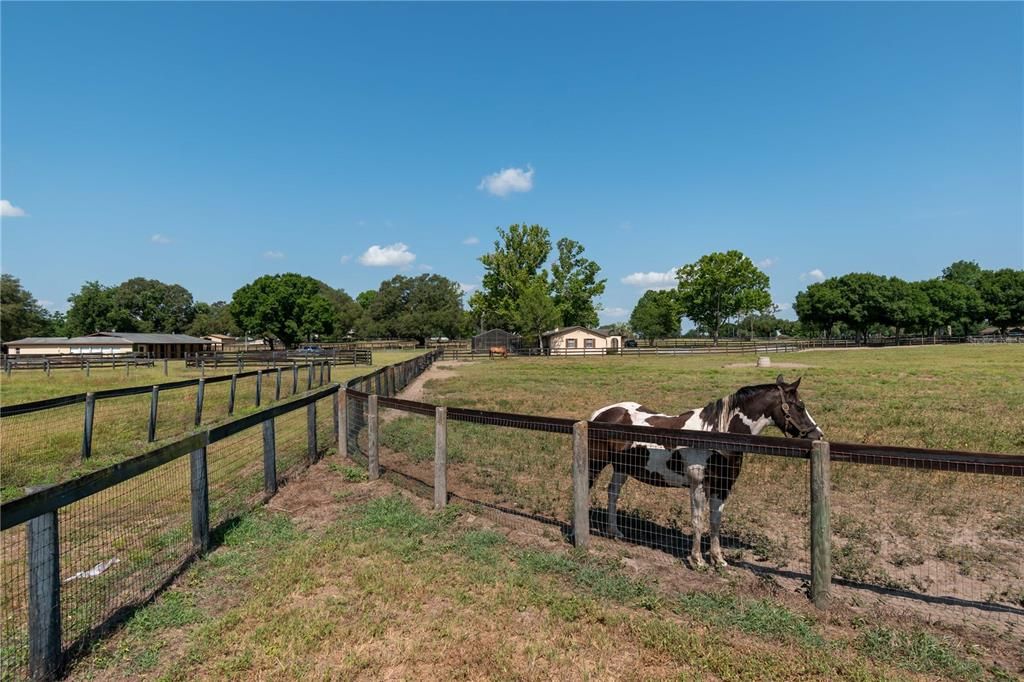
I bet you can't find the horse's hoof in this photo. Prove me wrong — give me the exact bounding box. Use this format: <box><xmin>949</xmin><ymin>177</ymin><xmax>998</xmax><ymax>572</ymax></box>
<box><xmin>711</xmin><ymin>557</ymin><xmax>729</xmax><ymax>569</ymax></box>
<box><xmin>608</xmin><ymin>529</ymin><xmax>624</xmax><ymax>540</ymax></box>
<box><xmin>688</xmin><ymin>556</ymin><xmax>708</xmax><ymax>571</ymax></box>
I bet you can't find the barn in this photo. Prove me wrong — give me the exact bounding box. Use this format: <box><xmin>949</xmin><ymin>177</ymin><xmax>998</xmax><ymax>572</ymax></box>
<box><xmin>3</xmin><ymin>332</ymin><xmax>212</xmax><ymax>359</ymax></box>
<box><xmin>471</xmin><ymin>329</ymin><xmax>522</xmax><ymax>354</ymax></box>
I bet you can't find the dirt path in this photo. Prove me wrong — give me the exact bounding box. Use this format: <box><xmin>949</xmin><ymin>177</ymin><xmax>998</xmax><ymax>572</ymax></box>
<box><xmin>394</xmin><ymin>361</ymin><xmax>469</xmax><ymax>403</ymax></box>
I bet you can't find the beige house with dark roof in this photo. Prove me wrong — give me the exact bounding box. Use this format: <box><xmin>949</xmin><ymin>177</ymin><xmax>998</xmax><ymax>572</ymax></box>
<box><xmin>541</xmin><ymin>326</ymin><xmax>622</xmax><ymax>354</ymax></box>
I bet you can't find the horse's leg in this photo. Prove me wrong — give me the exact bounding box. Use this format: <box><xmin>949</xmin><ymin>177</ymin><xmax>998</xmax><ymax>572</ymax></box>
<box><xmin>708</xmin><ymin>496</ymin><xmax>728</xmax><ymax>567</ymax></box>
<box><xmin>606</xmin><ymin>467</ymin><xmax>628</xmax><ymax>539</ymax></box>
<box><xmin>687</xmin><ymin>463</ymin><xmax>708</xmax><ymax>569</ymax></box>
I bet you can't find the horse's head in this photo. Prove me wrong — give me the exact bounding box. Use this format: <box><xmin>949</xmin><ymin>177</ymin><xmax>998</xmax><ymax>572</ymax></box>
<box><xmin>769</xmin><ymin>375</ymin><xmax>823</xmax><ymax>440</ymax></box>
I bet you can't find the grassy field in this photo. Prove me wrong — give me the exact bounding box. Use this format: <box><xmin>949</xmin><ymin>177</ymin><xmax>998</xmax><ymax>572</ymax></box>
<box><xmin>373</xmin><ymin>346</ymin><xmax>1023</xmax><ymax>635</ymax></box>
<box><xmin>0</xmin><ymin>351</ymin><xmax>423</xmax><ymax>501</ymax></box>
<box><xmin>64</xmin><ymin>466</ymin><xmax>1015</xmax><ymax>681</ymax></box>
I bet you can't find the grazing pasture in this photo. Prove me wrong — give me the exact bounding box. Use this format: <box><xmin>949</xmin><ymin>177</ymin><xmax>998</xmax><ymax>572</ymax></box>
<box><xmin>377</xmin><ymin>346</ymin><xmax>1023</xmax><ymax>629</ymax></box>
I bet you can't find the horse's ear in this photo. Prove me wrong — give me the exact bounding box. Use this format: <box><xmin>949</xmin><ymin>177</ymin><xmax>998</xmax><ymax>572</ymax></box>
<box><xmin>791</xmin><ymin>377</ymin><xmax>801</xmax><ymax>390</ymax></box>
<box><xmin>776</xmin><ymin>374</ymin><xmax>785</xmax><ymax>385</ymax></box>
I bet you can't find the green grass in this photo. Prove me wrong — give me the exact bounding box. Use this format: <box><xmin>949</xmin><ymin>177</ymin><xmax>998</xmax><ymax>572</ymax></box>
<box><xmin>66</xmin><ymin>490</ymin><xmax>1007</xmax><ymax>681</ymax></box>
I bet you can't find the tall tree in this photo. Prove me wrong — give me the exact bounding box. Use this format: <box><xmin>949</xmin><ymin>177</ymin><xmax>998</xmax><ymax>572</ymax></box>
<box><xmin>942</xmin><ymin>260</ymin><xmax>984</xmax><ymax>289</ymax></box>
<box><xmin>917</xmin><ymin>278</ymin><xmax>983</xmax><ymax>336</ymax></box>
<box><xmin>361</xmin><ymin>274</ymin><xmax>465</xmax><ymax>344</ymax></box>
<box><xmin>230</xmin><ymin>274</ymin><xmax>337</xmax><ymax>349</ymax></box>
<box><xmin>794</xmin><ymin>279</ymin><xmax>848</xmax><ymax>337</ymax></box>
<box><xmin>473</xmin><ymin>224</ymin><xmax>552</xmax><ymax>330</ymax></box>
<box><xmin>108</xmin><ymin>277</ymin><xmax>196</xmax><ymax>333</ymax></box>
<box><xmin>675</xmin><ymin>251</ymin><xmax>771</xmax><ymax>345</ymax></box>
<box><xmin>187</xmin><ymin>301</ymin><xmax>241</xmax><ymax>337</ymax></box>
<box><xmin>515</xmin><ymin>280</ymin><xmax>561</xmax><ymax>351</ymax></box>
<box><xmin>65</xmin><ymin>281</ymin><xmax>117</xmax><ymax>336</ymax></box>
<box><xmin>317</xmin><ymin>283</ymin><xmax>362</xmax><ymax>338</ymax></box>
<box><xmin>1</xmin><ymin>275</ymin><xmax>58</xmax><ymax>342</ymax></box>
<box><xmin>629</xmin><ymin>289</ymin><xmax>680</xmax><ymax>340</ymax></box>
<box><xmin>978</xmin><ymin>268</ymin><xmax>1024</xmax><ymax>333</ymax></box>
<box><xmin>550</xmin><ymin>238</ymin><xmax>606</xmax><ymax>328</ymax></box>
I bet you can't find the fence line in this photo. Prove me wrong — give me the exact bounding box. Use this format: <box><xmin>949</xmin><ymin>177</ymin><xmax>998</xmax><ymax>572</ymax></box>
<box><xmin>0</xmin><ymin>350</ymin><xmax>441</xmax><ymax>680</ymax></box>
<box><xmin>184</xmin><ymin>348</ymin><xmax>372</xmax><ymax>368</ymax></box>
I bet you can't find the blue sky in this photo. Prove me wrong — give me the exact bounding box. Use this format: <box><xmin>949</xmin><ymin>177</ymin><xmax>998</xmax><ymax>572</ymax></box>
<box><xmin>2</xmin><ymin>2</ymin><xmax>1021</xmax><ymax>325</ymax></box>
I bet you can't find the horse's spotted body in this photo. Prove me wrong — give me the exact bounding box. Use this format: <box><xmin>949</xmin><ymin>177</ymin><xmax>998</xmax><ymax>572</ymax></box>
<box><xmin>588</xmin><ymin>375</ymin><xmax>822</xmax><ymax>569</ymax></box>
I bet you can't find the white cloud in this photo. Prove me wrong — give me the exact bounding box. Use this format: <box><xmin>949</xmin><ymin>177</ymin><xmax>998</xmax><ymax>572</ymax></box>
<box><xmin>151</xmin><ymin>233</ymin><xmax>171</xmax><ymax>244</ymax></box>
<box><xmin>601</xmin><ymin>306</ymin><xmax>629</xmax><ymax>321</ymax></box>
<box><xmin>462</xmin><ymin>236</ymin><xmax>480</xmax><ymax>245</ymax></box>
<box><xmin>800</xmin><ymin>268</ymin><xmax>826</xmax><ymax>283</ymax></box>
<box><xmin>359</xmin><ymin>242</ymin><xmax>417</xmax><ymax>267</ymax></box>
<box><xmin>418</xmin><ymin>264</ymin><xmax>434</xmax><ymax>272</ymax></box>
<box><xmin>621</xmin><ymin>269</ymin><xmax>678</xmax><ymax>290</ymax></box>
<box><xmin>458</xmin><ymin>283</ymin><xmax>478</xmax><ymax>295</ymax></box>
<box><xmin>38</xmin><ymin>299</ymin><xmax>54</xmax><ymax>308</ymax></box>
<box><xmin>0</xmin><ymin>200</ymin><xmax>27</xmax><ymax>217</ymax></box>
<box><xmin>478</xmin><ymin>165</ymin><xmax>534</xmax><ymax>197</ymax></box>
<box><xmin>757</xmin><ymin>257</ymin><xmax>777</xmax><ymax>269</ymax></box>
<box><xmin>263</xmin><ymin>250</ymin><xmax>285</xmax><ymax>260</ymax></box>
<box><xmin>340</xmin><ymin>255</ymin><xmax>352</xmax><ymax>264</ymax></box>
<box><xmin>775</xmin><ymin>302</ymin><xmax>792</xmax><ymax>311</ymax></box>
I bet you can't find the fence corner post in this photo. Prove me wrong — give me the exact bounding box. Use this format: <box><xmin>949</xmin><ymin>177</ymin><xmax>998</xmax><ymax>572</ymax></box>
<box><xmin>26</xmin><ymin>484</ymin><xmax>61</xmax><ymax>681</ymax></box>
<box><xmin>810</xmin><ymin>439</ymin><xmax>832</xmax><ymax>609</ymax></box>
<box><xmin>194</xmin><ymin>378</ymin><xmax>206</xmax><ymax>427</ymax></box>
<box><xmin>307</xmin><ymin>401</ymin><xmax>318</xmax><ymax>464</ymax></box>
<box><xmin>81</xmin><ymin>392</ymin><xmax>96</xmax><ymax>460</ymax></box>
<box><xmin>434</xmin><ymin>406</ymin><xmax>448</xmax><ymax>510</ymax></box>
<box><xmin>572</xmin><ymin>420</ymin><xmax>590</xmax><ymax>549</ymax></box>
<box><xmin>147</xmin><ymin>385</ymin><xmax>160</xmax><ymax>443</ymax></box>
<box><xmin>368</xmin><ymin>394</ymin><xmax>379</xmax><ymax>480</ymax></box>
<box><xmin>255</xmin><ymin>370</ymin><xmax>263</xmax><ymax>407</ymax></box>
<box><xmin>189</xmin><ymin>434</ymin><xmax>211</xmax><ymax>553</ymax></box>
<box><xmin>263</xmin><ymin>418</ymin><xmax>277</xmax><ymax>498</ymax></box>
<box><xmin>275</xmin><ymin>367</ymin><xmax>282</xmax><ymax>401</ymax></box>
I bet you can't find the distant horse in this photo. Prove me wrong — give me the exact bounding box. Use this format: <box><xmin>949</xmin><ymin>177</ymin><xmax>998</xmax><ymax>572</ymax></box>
<box><xmin>488</xmin><ymin>346</ymin><xmax>509</xmax><ymax>358</ymax></box>
<box><xmin>588</xmin><ymin>375</ymin><xmax>822</xmax><ymax>569</ymax></box>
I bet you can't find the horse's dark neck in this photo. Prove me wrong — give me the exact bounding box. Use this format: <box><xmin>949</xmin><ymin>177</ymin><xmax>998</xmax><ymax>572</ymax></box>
<box><xmin>700</xmin><ymin>385</ymin><xmax>777</xmax><ymax>434</ymax></box>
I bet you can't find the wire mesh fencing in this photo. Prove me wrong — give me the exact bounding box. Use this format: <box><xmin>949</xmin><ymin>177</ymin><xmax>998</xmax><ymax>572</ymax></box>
<box><xmin>0</xmin><ymin>385</ymin><xmax>340</xmax><ymax>681</ymax></box>
<box><xmin>827</xmin><ymin>455</ymin><xmax>1023</xmax><ymax>628</ymax></box>
<box><xmin>0</xmin><ymin>363</ymin><xmax>331</xmax><ymax>505</ymax></box>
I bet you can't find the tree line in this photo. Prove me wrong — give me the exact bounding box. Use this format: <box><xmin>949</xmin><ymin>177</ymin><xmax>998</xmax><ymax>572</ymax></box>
<box><xmin>2</xmin><ymin>227</ymin><xmax>1021</xmax><ymax>347</ymax></box>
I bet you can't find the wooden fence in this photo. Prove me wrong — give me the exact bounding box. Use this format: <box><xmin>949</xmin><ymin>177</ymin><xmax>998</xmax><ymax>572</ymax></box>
<box><xmin>3</xmin><ymin>354</ymin><xmax>156</xmax><ymax>375</ymax></box>
<box><xmin>0</xmin><ymin>352</ymin><xmax>440</xmax><ymax>681</ymax></box>
<box><xmin>184</xmin><ymin>349</ymin><xmax>372</xmax><ymax>369</ymax></box>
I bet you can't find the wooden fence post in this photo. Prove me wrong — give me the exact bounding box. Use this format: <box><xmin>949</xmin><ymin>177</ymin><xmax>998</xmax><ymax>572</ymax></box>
<box><xmin>307</xmin><ymin>363</ymin><xmax>313</xmax><ymax>391</ymax></box>
<box><xmin>327</xmin><ymin>362</ymin><xmax>332</xmax><ymax>383</ymax></box>
<box><xmin>81</xmin><ymin>392</ymin><xmax>96</xmax><ymax>460</ymax></box>
<box><xmin>228</xmin><ymin>375</ymin><xmax>237</xmax><ymax>415</ymax></box>
<box><xmin>434</xmin><ymin>406</ymin><xmax>447</xmax><ymax>510</ymax></box>
<box><xmin>255</xmin><ymin>370</ymin><xmax>262</xmax><ymax>407</ymax></box>
<box><xmin>572</xmin><ymin>421</ymin><xmax>590</xmax><ymax>548</ymax></box>
<box><xmin>263</xmin><ymin>418</ymin><xmax>277</xmax><ymax>497</ymax></box>
<box><xmin>189</xmin><ymin>438</ymin><xmax>210</xmax><ymax>553</ymax></box>
<box><xmin>200</xmin><ymin>360</ymin><xmax>205</xmax><ymax>378</ymax></box>
<box><xmin>194</xmin><ymin>378</ymin><xmax>205</xmax><ymax>427</ymax></box>
<box><xmin>45</xmin><ymin>359</ymin><xmax>51</xmax><ymax>378</ymax></box>
<box><xmin>163</xmin><ymin>358</ymin><xmax>168</xmax><ymax>376</ymax></box>
<box><xmin>337</xmin><ymin>391</ymin><xmax>347</xmax><ymax>458</ymax></box>
<box><xmin>147</xmin><ymin>386</ymin><xmax>160</xmax><ymax>443</ymax></box>
<box><xmin>307</xmin><ymin>402</ymin><xmax>318</xmax><ymax>464</ymax></box>
<box><xmin>810</xmin><ymin>440</ymin><xmax>832</xmax><ymax>609</ymax></box>
<box><xmin>292</xmin><ymin>363</ymin><xmax>298</xmax><ymax>395</ymax></box>
<box><xmin>368</xmin><ymin>395</ymin><xmax>379</xmax><ymax>480</ymax></box>
<box><xmin>275</xmin><ymin>368</ymin><xmax>282</xmax><ymax>401</ymax></box>
<box><xmin>26</xmin><ymin>485</ymin><xmax>61</xmax><ymax>681</ymax></box>
<box><xmin>332</xmin><ymin>391</ymin><xmax>340</xmax><ymax>450</ymax></box>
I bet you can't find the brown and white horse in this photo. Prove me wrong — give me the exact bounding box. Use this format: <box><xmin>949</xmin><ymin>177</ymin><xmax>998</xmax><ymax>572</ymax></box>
<box><xmin>588</xmin><ymin>375</ymin><xmax>822</xmax><ymax>569</ymax></box>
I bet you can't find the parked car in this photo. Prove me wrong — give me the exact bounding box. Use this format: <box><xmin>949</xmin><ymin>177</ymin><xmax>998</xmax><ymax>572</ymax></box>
<box><xmin>624</xmin><ymin>339</ymin><xmax>638</xmax><ymax>348</ymax></box>
<box><xmin>296</xmin><ymin>345</ymin><xmax>325</xmax><ymax>355</ymax></box>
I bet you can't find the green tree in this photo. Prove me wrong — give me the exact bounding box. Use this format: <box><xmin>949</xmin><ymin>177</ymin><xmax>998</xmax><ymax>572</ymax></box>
<box><xmin>187</xmin><ymin>301</ymin><xmax>241</xmax><ymax>337</ymax></box>
<box><xmin>361</xmin><ymin>274</ymin><xmax>464</xmax><ymax>344</ymax></box>
<box><xmin>356</xmin><ymin>290</ymin><xmax>377</xmax><ymax>309</ymax></box>
<box><xmin>675</xmin><ymin>251</ymin><xmax>771</xmax><ymax>345</ymax></box>
<box><xmin>230</xmin><ymin>274</ymin><xmax>337</xmax><ymax>349</ymax></box>
<box><xmin>942</xmin><ymin>260</ymin><xmax>984</xmax><ymax>289</ymax></box>
<box><xmin>550</xmin><ymin>238</ymin><xmax>606</xmax><ymax>328</ymax></box>
<box><xmin>1</xmin><ymin>275</ymin><xmax>59</xmax><ymax>342</ymax></box>
<box><xmin>65</xmin><ymin>281</ymin><xmax>117</xmax><ymax>336</ymax></box>
<box><xmin>317</xmin><ymin>283</ymin><xmax>362</xmax><ymax>339</ymax></box>
<box><xmin>473</xmin><ymin>224</ymin><xmax>552</xmax><ymax>329</ymax></box>
<box><xmin>629</xmin><ymin>290</ymin><xmax>680</xmax><ymax>340</ymax></box>
<box><xmin>917</xmin><ymin>278</ymin><xmax>984</xmax><ymax>336</ymax></box>
<box><xmin>794</xmin><ymin>279</ymin><xmax>848</xmax><ymax>337</ymax></box>
<box><xmin>107</xmin><ymin>277</ymin><xmax>196</xmax><ymax>333</ymax></box>
<box><xmin>515</xmin><ymin>280</ymin><xmax>561</xmax><ymax>351</ymax></box>
<box><xmin>880</xmin><ymin>277</ymin><xmax>933</xmax><ymax>338</ymax></box>
<box><xmin>978</xmin><ymin>268</ymin><xmax>1024</xmax><ymax>333</ymax></box>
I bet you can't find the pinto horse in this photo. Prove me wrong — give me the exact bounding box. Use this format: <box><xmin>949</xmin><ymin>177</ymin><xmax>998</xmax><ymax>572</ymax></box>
<box><xmin>588</xmin><ymin>375</ymin><xmax>822</xmax><ymax>569</ymax></box>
